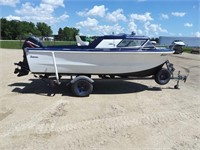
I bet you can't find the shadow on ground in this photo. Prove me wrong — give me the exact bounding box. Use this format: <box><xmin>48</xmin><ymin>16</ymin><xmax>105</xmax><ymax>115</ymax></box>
<box><xmin>9</xmin><ymin>79</ymin><xmax>163</xmax><ymax>97</ymax></box>
<box><xmin>93</xmin><ymin>79</ymin><xmax>162</xmax><ymax>94</ymax></box>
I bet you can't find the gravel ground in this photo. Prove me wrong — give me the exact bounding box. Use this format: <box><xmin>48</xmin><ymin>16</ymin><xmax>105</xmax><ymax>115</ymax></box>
<box><xmin>0</xmin><ymin>49</ymin><xmax>200</xmax><ymax>150</ymax></box>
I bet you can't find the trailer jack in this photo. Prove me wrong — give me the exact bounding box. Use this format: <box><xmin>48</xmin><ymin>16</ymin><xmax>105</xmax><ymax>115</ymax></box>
<box><xmin>165</xmin><ymin>61</ymin><xmax>187</xmax><ymax>89</ymax></box>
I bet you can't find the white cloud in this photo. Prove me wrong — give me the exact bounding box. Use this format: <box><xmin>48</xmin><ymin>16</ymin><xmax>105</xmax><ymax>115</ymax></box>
<box><xmin>130</xmin><ymin>12</ymin><xmax>153</xmax><ymax>22</ymax></box>
<box><xmin>77</xmin><ymin>5</ymin><xmax>107</xmax><ymax>18</ymax></box>
<box><xmin>14</xmin><ymin>0</ymin><xmax>68</xmax><ymax>25</ymax></box>
<box><xmin>5</xmin><ymin>15</ymin><xmax>21</xmax><ymax>21</ymax></box>
<box><xmin>150</xmin><ymin>24</ymin><xmax>167</xmax><ymax>33</ymax></box>
<box><xmin>0</xmin><ymin>0</ymin><xmax>19</xmax><ymax>7</ymax></box>
<box><xmin>128</xmin><ymin>21</ymin><xmax>137</xmax><ymax>32</ymax></box>
<box><xmin>144</xmin><ymin>21</ymin><xmax>167</xmax><ymax>35</ymax></box>
<box><xmin>106</xmin><ymin>9</ymin><xmax>126</xmax><ymax>22</ymax></box>
<box><xmin>171</xmin><ymin>12</ymin><xmax>186</xmax><ymax>17</ymax></box>
<box><xmin>178</xmin><ymin>33</ymin><xmax>183</xmax><ymax>36</ymax></box>
<box><xmin>77</xmin><ymin>17</ymin><xmax>98</xmax><ymax>27</ymax></box>
<box><xmin>137</xmin><ymin>29</ymin><xmax>143</xmax><ymax>35</ymax></box>
<box><xmin>95</xmin><ymin>24</ymin><xmax>124</xmax><ymax>35</ymax></box>
<box><xmin>160</xmin><ymin>14</ymin><xmax>169</xmax><ymax>19</ymax></box>
<box><xmin>77</xmin><ymin>9</ymin><xmax>87</xmax><ymax>17</ymax></box>
<box><xmin>42</xmin><ymin>0</ymin><xmax>64</xmax><ymax>8</ymax></box>
<box><xmin>128</xmin><ymin>21</ymin><xmax>144</xmax><ymax>35</ymax></box>
<box><xmin>184</xmin><ymin>23</ymin><xmax>193</xmax><ymax>27</ymax></box>
<box><xmin>77</xmin><ymin>18</ymin><xmax>124</xmax><ymax>35</ymax></box>
<box><xmin>194</xmin><ymin>32</ymin><xmax>200</xmax><ymax>37</ymax></box>
<box><xmin>57</xmin><ymin>12</ymin><xmax>69</xmax><ymax>21</ymax></box>
<box><xmin>16</xmin><ymin>2</ymin><xmax>53</xmax><ymax>16</ymax></box>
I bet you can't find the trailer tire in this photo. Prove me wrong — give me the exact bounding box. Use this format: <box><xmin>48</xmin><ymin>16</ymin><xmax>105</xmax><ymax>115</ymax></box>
<box><xmin>71</xmin><ymin>79</ymin><xmax>93</xmax><ymax>97</ymax></box>
<box><xmin>155</xmin><ymin>68</ymin><xmax>171</xmax><ymax>85</ymax></box>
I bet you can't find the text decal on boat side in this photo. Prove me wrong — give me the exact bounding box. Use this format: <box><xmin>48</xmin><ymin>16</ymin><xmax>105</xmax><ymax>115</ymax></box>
<box><xmin>30</xmin><ymin>55</ymin><xmax>39</xmax><ymax>58</ymax></box>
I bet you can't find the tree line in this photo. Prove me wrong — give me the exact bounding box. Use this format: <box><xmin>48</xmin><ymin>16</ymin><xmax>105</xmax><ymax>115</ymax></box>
<box><xmin>57</xmin><ymin>27</ymin><xmax>79</xmax><ymax>41</ymax></box>
<box><xmin>0</xmin><ymin>18</ymin><xmax>79</xmax><ymax>41</ymax></box>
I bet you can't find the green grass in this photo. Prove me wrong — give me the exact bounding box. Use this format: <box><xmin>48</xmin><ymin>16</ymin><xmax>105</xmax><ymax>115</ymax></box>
<box><xmin>182</xmin><ymin>47</ymin><xmax>192</xmax><ymax>53</ymax></box>
<box><xmin>0</xmin><ymin>40</ymin><xmax>23</xmax><ymax>49</ymax></box>
<box><xmin>44</xmin><ymin>41</ymin><xmax>76</xmax><ymax>46</ymax></box>
<box><xmin>0</xmin><ymin>40</ymin><xmax>76</xmax><ymax>49</ymax></box>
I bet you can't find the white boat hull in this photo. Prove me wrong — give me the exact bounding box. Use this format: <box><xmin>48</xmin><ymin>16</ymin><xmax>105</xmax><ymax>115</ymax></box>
<box><xmin>26</xmin><ymin>50</ymin><xmax>171</xmax><ymax>76</ymax></box>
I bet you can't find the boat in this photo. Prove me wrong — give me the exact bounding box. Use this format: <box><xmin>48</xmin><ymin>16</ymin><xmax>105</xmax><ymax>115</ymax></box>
<box><xmin>169</xmin><ymin>40</ymin><xmax>185</xmax><ymax>54</ymax></box>
<box><xmin>14</xmin><ymin>33</ymin><xmax>187</xmax><ymax>97</ymax></box>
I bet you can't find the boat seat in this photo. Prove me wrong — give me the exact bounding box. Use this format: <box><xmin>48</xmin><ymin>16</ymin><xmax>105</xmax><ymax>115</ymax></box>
<box><xmin>75</xmin><ymin>35</ymin><xmax>89</xmax><ymax>46</ymax></box>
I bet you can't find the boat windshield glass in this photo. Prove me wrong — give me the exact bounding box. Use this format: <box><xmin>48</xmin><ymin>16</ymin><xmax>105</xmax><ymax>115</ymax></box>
<box><xmin>117</xmin><ymin>39</ymin><xmax>146</xmax><ymax>48</ymax></box>
<box><xmin>142</xmin><ymin>41</ymin><xmax>156</xmax><ymax>49</ymax></box>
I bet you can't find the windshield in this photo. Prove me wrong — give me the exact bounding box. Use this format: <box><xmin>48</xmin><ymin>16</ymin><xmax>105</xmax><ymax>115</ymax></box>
<box><xmin>117</xmin><ymin>39</ymin><xmax>146</xmax><ymax>47</ymax></box>
<box><xmin>143</xmin><ymin>40</ymin><xmax>156</xmax><ymax>49</ymax></box>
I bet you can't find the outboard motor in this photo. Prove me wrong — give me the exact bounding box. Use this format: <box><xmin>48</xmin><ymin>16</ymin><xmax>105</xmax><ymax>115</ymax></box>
<box><xmin>14</xmin><ymin>36</ymin><xmax>44</xmax><ymax>77</ymax></box>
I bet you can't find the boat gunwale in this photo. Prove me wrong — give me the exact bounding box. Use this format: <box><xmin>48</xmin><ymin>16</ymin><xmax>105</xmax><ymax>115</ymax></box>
<box><xmin>25</xmin><ymin>48</ymin><xmax>174</xmax><ymax>53</ymax></box>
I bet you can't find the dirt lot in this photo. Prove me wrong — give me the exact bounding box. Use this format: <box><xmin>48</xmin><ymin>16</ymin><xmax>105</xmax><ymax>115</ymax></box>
<box><xmin>0</xmin><ymin>49</ymin><xmax>200</xmax><ymax>150</ymax></box>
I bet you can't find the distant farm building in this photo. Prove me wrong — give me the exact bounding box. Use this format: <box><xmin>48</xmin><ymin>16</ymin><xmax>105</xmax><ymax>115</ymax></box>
<box><xmin>40</xmin><ymin>36</ymin><xmax>54</xmax><ymax>41</ymax></box>
<box><xmin>159</xmin><ymin>36</ymin><xmax>200</xmax><ymax>47</ymax></box>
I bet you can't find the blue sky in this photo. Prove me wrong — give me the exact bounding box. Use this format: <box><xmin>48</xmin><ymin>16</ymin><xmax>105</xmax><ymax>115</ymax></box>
<box><xmin>0</xmin><ymin>0</ymin><xmax>199</xmax><ymax>37</ymax></box>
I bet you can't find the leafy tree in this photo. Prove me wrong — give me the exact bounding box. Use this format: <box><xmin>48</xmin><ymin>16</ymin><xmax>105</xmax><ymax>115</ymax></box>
<box><xmin>1</xmin><ymin>18</ymin><xmax>12</xmax><ymax>39</ymax></box>
<box><xmin>36</xmin><ymin>22</ymin><xmax>52</xmax><ymax>37</ymax></box>
<box><xmin>57</xmin><ymin>26</ymin><xmax>79</xmax><ymax>41</ymax></box>
<box><xmin>0</xmin><ymin>18</ymin><xmax>79</xmax><ymax>41</ymax></box>
<box><xmin>0</xmin><ymin>19</ymin><xmax>54</xmax><ymax>39</ymax></box>
<box><xmin>58</xmin><ymin>28</ymin><xmax>64</xmax><ymax>40</ymax></box>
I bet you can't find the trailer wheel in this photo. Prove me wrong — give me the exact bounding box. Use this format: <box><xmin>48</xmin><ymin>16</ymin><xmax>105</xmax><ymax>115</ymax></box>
<box><xmin>155</xmin><ymin>68</ymin><xmax>171</xmax><ymax>85</ymax></box>
<box><xmin>71</xmin><ymin>79</ymin><xmax>93</xmax><ymax>97</ymax></box>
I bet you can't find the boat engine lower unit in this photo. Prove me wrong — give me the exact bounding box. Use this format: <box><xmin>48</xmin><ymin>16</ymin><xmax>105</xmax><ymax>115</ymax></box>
<box><xmin>14</xmin><ymin>35</ymin><xmax>187</xmax><ymax>97</ymax></box>
<box><xmin>14</xmin><ymin>36</ymin><xmax>44</xmax><ymax>77</ymax></box>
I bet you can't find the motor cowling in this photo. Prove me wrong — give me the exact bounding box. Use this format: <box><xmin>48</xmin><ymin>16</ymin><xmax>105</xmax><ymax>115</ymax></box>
<box><xmin>22</xmin><ymin>36</ymin><xmax>44</xmax><ymax>49</ymax></box>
